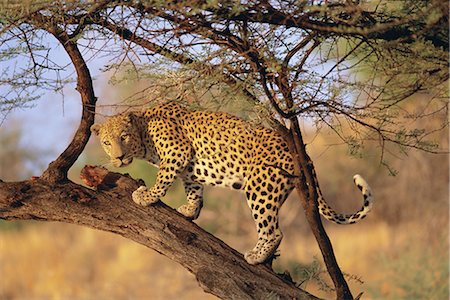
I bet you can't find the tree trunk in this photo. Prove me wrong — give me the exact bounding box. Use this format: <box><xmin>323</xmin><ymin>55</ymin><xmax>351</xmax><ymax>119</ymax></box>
<box><xmin>0</xmin><ymin>167</ymin><xmax>320</xmax><ymax>300</ymax></box>
<box><xmin>275</xmin><ymin>120</ymin><xmax>354</xmax><ymax>300</ymax></box>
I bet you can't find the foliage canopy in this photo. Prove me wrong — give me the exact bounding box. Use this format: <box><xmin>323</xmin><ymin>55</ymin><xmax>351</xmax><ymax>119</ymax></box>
<box><xmin>0</xmin><ymin>1</ymin><xmax>448</xmax><ymax>159</ymax></box>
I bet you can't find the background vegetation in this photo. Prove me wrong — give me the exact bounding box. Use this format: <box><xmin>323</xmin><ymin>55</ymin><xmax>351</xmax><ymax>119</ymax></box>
<box><xmin>1</xmin><ymin>76</ymin><xmax>448</xmax><ymax>299</ymax></box>
<box><xmin>0</xmin><ymin>0</ymin><xmax>448</xmax><ymax>299</ymax></box>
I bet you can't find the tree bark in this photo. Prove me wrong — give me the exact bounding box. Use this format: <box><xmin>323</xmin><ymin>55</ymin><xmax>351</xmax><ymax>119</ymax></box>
<box><xmin>275</xmin><ymin>121</ymin><xmax>353</xmax><ymax>300</ymax></box>
<box><xmin>0</xmin><ymin>167</ymin><xmax>320</xmax><ymax>300</ymax></box>
<box><xmin>30</xmin><ymin>12</ymin><xmax>97</xmax><ymax>183</ymax></box>
<box><xmin>289</xmin><ymin>121</ymin><xmax>352</xmax><ymax>300</ymax></box>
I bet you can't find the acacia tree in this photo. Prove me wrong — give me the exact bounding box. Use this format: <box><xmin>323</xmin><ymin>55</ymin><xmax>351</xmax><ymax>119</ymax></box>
<box><xmin>0</xmin><ymin>1</ymin><xmax>448</xmax><ymax>299</ymax></box>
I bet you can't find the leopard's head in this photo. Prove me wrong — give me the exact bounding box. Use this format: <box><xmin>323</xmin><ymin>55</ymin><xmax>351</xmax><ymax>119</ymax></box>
<box><xmin>91</xmin><ymin>113</ymin><xmax>144</xmax><ymax>167</ymax></box>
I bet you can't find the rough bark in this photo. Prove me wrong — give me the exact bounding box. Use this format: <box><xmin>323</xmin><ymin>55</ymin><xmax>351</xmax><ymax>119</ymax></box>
<box><xmin>290</xmin><ymin>122</ymin><xmax>352</xmax><ymax>300</ymax></box>
<box><xmin>276</xmin><ymin>122</ymin><xmax>353</xmax><ymax>300</ymax></box>
<box><xmin>0</xmin><ymin>166</ymin><xmax>319</xmax><ymax>300</ymax></box>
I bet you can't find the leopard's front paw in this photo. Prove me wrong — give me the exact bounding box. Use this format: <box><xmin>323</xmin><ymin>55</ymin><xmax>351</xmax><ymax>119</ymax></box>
<box><xmin>132</xmin><ymin>186</ymin><xmax>158</xmax><ymax>206</ymax></box>
<box><xmin>177</xmin><ymin>204</ymin><xmax>201</xmax><ymax>220</ymax></box>
<box><xmin>244</xmin><ymin>250</ymin><xmax>262</xmax><ymax>265</ymax></box>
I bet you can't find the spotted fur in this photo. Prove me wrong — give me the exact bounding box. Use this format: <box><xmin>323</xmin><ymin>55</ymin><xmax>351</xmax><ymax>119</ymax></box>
<box><xmin>91</xmin><ymin>102</ymin><xmax>374</xmax><ymax>265</ymax></box>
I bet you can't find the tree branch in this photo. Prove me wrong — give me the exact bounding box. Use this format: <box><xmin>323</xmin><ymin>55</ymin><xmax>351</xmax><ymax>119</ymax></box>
<box><xmin>0</xmin><ymin>167</ymin><xmax>319</xmax><ymax>300</ymax></box>
<box><xmin>76</xmin><ymin>15</ymin><xmax>260</xmax><ymax>104</ymax></box>
<box><xmin>29</xmin><ymin>12</ymin><xmax>97</xmax><ymax>183</ymax></box>
<box><xmin>288</xmin><ymin>121</ymin><xmax>353</xmax><ymax>300</ymax></box>
<box><xmin>207</xmin><ymin>0</ymin><xmax>449</xmax><ymax>50</ymax></box>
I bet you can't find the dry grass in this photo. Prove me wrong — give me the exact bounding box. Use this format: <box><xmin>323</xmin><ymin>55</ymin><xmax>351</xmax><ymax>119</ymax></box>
<box><xmin>1</xmin><ymin>211</ymin><xmax>447</xmax><ymax>299</ymax></box>
<box><xmin>1</xmin><ymin>97</ymin><xmax>447</xmax><ymax>299</ymax></box>
<box><xmin>1</xmin><ymin>150</ymin><xmax>448</xmax><ymax>299</ymax></box>
<box><xmin>0</xmin><ymin>222</ymin><xmax>216</xmax><ymax>300</ymax></box>
<box><xmin>279</xmin><ymin>220</ymin><xmax>449</xmax><ymax>299</ymax></box>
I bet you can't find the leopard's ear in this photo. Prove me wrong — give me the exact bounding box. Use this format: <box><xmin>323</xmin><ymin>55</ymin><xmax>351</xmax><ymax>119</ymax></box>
<box><xmin>90</xmin><ymin>124</ymin><xmax>102</xmax><ymax>136</ymax></box>
<box><xmin>124</xmin><ymin>112</ymin><xmax>135</xmax><ymax>122</ymax></box>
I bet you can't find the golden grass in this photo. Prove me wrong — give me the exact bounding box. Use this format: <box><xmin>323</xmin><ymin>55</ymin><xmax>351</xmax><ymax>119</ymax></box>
<box><xmin>2</xmin><ymin>129</ymin><xmax>449</xmax><ymax>299</ymax></box>
<box><xmin>0</xmin><ymin>222</ymin><xmax>216</xmax><ymax>300</ymax></box>
<box><xmin>278</xmin><ymin>219</ymin><xmax>449</xmax><ymax>299</ymax></box>
<box><xmin>1</xmin><ymin>216</ymin><xmax>447</xmax><ymax>299</ymax></box>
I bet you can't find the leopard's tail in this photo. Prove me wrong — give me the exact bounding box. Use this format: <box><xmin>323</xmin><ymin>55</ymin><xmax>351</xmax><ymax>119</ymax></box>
<box><xmin>318</xmin><ymin>174</ymin><xmax>373</xmax><ymax>224</ymax></box>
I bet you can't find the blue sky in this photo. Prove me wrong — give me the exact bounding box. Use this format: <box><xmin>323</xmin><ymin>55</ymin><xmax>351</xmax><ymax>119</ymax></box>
<box><xmin>0</xmin><ymin>36</ymin><xmax>113</xmax><ymax>175</ymax></box>
<box><xmin>0</xmin><ymin>27</ymin><xmax>351</xmax><ymax>177</ymax></box>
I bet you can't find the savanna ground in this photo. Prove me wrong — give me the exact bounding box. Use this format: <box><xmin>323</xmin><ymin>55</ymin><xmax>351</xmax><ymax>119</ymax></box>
<box><xmin>1</xmin><ymin>113</ymin><xmax>448</xmax><ymax>299</ymax></box>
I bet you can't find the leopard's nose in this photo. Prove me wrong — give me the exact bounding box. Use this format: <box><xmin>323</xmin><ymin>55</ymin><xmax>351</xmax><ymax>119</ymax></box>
<box><xmin>117</xmin><ymin>154</ymin><xmax>125</xmax><ymax>161</ymax></box>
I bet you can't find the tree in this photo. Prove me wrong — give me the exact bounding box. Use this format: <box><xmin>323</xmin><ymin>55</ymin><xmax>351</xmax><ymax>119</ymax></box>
<box><xmin>0</xmin><ymin>1</ymin><xmax>448</xmax><ymax>299</ymax></box>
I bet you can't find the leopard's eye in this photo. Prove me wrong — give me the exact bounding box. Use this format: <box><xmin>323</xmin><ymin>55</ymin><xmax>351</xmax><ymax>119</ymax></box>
<box><xmin>120</xmin><ymin>134</ymin><xmax>130</xmax><ymax>141</ymax></box>
<box><xmin>103</xmin><ymin>140</ymin><xmax>111</xmax><ymax>146</ymax></box>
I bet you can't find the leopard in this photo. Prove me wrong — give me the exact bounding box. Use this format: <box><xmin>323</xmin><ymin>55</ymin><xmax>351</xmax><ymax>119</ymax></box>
<box><xmin>91</xmin><ymin>101</ymin><xmax>374</xmax><ymax>265</ymax></box>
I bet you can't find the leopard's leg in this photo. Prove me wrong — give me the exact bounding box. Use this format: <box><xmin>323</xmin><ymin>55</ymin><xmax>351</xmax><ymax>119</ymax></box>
<box><xmin>243</xmin><ymin>167</ymin><xmax>293</xmax><ymax>265</ymax></box>
<box><xmin>177</xmin><ymin>180</ymin><xmax>204</xmax><ymax>220</ymax></box>
<box><xmin>132</xmin><ymin>160</ymin><xmax>182</xmax><ymax>206</ymax></box>
<box><xmin>244</xmin><ymin>197</ymin><xmax>283</xmax><ymax>265</ymax></box>
<box><xmin>132</xmin><ymin>119</ymin><xmax>193</xmax><ymax>206</ymax></box>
